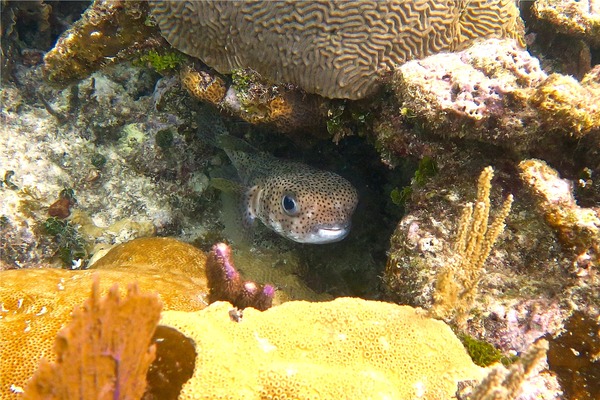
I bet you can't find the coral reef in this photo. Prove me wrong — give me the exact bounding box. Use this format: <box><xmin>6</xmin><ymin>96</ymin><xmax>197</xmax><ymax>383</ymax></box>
<box><xmin>160</xmin><ymin>298</ymin><xmax>485</xmax><ymax>399</ymax></box>
<box><xmin>518</xmin><ymin>159</ymin><xmax>600</xmax><ymax>274</ymax></box>
<box><xmin>463</xmin><ymin>339</ymin><xmax>557</xmax><ymax>400</ymax></box>
<box><xmin>3</xmin><ymin>3</ymin><xmax>599</xmax><ymax>399</ymax></box>
<box><xmin>389</xmin><ymin>38</ymin><xmax>600</xmax><ymax>153</ymax></box>
<box><xmin>431</xmin><ymin>166</ymin><xmax>513</xmax><ymax>325</ymax></box>
<box><xmin>149</xmin><ymin>0</ymin><xmax>523</xmax><ymax>99</ymax></box>
<box><xmin>180</xmin><ymin>65</ymin><xmax>327</xmax><ymax>133</ymax></box>
<box><xmin>532</xmin><ymin>0</ymin><xmax>600</xmax><ymax>47</ymax></box>
<box><xmin>0</xmin><ymin>237</ymin><xmax>324</xmax><ymax>397</ymax></box>
<box><xmin>24</xmin><ymin>279</ymin><xmax>161</xmax><ymax>400</ymax></box>
<box><xmin>0</xmin><ymin>62</ymin><xmax>218</xmax><ymax>267</ymax></box>
<box><xmin>0</xmin><ymin>237</ymin><xmax>209</xmax><ymax>397</ymax></box>
<box><xmin>382</xmin><ymin>153</ymin><xmax>600</xmax><ymax>398</ymax></box>
<box><xmin>383</xmin><ymin>157</ymin><xmax>572</xmax><ymax>347</ymax></box>
<box><xmin>42</xmin><ymin>0</ymin><xmax>159</xmax><ymax>85</ymax></box>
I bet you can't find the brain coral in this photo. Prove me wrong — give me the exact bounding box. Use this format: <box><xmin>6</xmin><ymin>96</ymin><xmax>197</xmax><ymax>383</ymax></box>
<box><xmin>149</xmin><ymin>0</ymin><xmax>524</xmax><ymax>99</ymax></box>
<box><xmin>160</xmin><ymin>298</ymin><xmax>484</xmax><ymax>399</ymax></box>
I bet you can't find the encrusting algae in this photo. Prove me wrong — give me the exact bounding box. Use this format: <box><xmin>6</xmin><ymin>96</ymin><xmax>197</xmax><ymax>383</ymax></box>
<box><xmin>519</xmin><ymin>159</ymin><xmax>600</xmax><ymax>268</ymax></box>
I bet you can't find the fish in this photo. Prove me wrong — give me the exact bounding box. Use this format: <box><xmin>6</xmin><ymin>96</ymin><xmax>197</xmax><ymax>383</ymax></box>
<box><xmin>216</xmin><ymin>135</ymin><xmax>358</xmax><ymax>244</ymax></box>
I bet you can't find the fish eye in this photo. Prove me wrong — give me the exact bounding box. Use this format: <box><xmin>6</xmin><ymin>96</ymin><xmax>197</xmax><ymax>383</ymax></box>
<box><xmin>281</xmin><ymin>193</ymin><xmax>299</xmax><ymax>216</ymax></box>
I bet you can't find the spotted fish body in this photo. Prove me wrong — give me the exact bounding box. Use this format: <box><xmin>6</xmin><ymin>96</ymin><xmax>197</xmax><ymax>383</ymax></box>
<box><xmin>219</xmin><ymin>136</ymin><xmax>358</xmax><ymax>244</ymax></box>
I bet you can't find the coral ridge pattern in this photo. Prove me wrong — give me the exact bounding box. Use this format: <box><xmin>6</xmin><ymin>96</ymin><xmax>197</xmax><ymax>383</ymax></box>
<box><xmin>149</xmin><ymin>0</ymin><xmax>524</xmax><ymax>99</ymax></box>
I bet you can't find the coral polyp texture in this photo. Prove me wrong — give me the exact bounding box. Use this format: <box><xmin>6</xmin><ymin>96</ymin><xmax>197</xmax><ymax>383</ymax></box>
<box><xmin>149</xmin><ymin>0</ymin><xmax>524</xmax><ymax>99</ymax></box>
<box><xmin>159</xmin><ymin>298</ymin><xmax>484</xmax><ymax>399</ymax></box>
<box><xmin>180</xmin><ymin>66</ymin><xmax>227</xmax><ymax>105</ymax></box>
<box><xmin>533</xmin><ymin>0</ymin><xmax>600</xmax><ymax>47</ymax></box>
<box><xmin>0</xmin><ymin>237</ymin><xmax>302</xmax><ymax>397</ymax></box>
<box><xmin>24</xmin><ymin>279</ymin><xmax>161</xmax><ymax>400</ymax></box>
<box><xmin>180</xmin><ymin>65</ymin><xmax>326</xmax><ymax>133</ymax></box>
<box><xmin>0</xmin><ymin>237</ymin><xmax>209</xmax><ymax>397</ymax></box>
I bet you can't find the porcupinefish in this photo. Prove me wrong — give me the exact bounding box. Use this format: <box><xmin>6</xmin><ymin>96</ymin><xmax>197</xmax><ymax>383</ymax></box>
<box><xmin>216</xmin><ymin>135</ymin><xmax>358</xmax><ymax>244</ymax></box>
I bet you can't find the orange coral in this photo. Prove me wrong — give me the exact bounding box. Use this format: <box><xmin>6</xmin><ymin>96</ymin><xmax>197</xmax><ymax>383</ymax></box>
<box><xmin>267</xmin><ymin>95</ymin><xmax>292</xmax><ymax>120</ymax></box>
<box><xmin>180</xmin><ymin>66</ymin><xmax>227</xmax><ymax>105</ymax></box>
<box><xmin>0</xmin><ymin>237</ymin><xmax>208</xmax><ymax>397</ymax></box>
<box><xmin>267</xmin><ymin>92</ymin><xmax>326</xmax><ymax>133</ymax></box>
<box><xmin>24</xmin><ymin>279</ymin><xmax>161</xmax><ymax>399</ymax></box>
<box><xmin>0</xmin><ymin>237</ymin><xmax>283</xmax><ymax>397</ymax></box>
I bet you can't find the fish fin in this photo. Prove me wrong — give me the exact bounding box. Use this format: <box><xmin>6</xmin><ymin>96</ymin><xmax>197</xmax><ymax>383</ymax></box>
<box><xmin>209</xmin><ymin>178</ymin><xmax>244</xmax><ymax>193</ymax></box>
<box><xmin>209</xmin><ymin>167</ymin><xmax>245</xmax><ymax>193</ymax></box>
<box><xmin>194</xmin><ymin>105</ymin><xmax>230</xmax><ymax>146</ymax></box>
<box><xmin>216</xmin><ymin>134</ymin><xmax>260</xmax><ymax>155</ymax></box>
<box><xmin>242</xmin><ymin>185</ymin><xmax>261</xmax><ymax>228</ymax></box>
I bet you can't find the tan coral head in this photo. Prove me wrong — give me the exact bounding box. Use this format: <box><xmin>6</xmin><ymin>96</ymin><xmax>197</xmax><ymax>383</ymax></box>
<box><xmin>149</xmin><ymin>0</ymin><xmax>524</xmax><ymax>99</ymax></box>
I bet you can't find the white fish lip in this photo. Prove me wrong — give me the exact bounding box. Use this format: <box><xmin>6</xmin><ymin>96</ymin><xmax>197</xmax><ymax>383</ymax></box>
<box><xmin>301</xmin><ymin>224</ymin><xmax>351</xmax><ymax>244</ymax></box>
<box><xmin>317</xmin><ymin>228</ymin><xmax>348</xmax><ymax>241</ymax></box>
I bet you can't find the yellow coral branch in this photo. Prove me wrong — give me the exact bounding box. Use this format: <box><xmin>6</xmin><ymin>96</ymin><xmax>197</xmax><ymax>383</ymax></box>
<box><xmin>432</xmin><ymin>166</ymin><xmax>513</xmax><ymax>325</ymax></box>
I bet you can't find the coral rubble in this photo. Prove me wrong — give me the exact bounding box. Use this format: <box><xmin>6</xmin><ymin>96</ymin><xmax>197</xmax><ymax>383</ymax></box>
<box><xmin>160</xmin><ymin>298</ymin><xmax>485</xmax><ymax>399</ymax></box>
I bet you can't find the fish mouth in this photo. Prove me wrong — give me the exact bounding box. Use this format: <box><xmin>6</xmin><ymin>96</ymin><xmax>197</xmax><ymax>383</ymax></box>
<box><xmin>299</xmin><ymin>224</ymin><xmax>351</xmax><ymax>244</ymax></box>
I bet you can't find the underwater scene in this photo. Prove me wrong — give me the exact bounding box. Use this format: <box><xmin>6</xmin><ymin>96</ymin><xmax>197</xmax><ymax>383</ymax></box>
<box><xmin>0</xmin><ymin>0</ymin><xmax>599</xmax><ymax>399</ymax></box>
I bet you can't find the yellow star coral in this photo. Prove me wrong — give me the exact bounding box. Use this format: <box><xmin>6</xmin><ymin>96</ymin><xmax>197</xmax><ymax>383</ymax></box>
<box><xmin>160</xmin><ymin>298</ymin><xmax>485</xmax><ymax>399</ymax></box>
